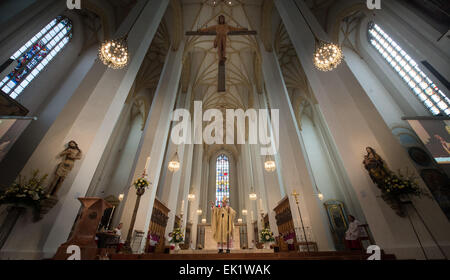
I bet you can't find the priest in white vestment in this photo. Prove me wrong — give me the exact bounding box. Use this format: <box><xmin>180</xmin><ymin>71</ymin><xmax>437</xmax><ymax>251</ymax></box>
<box><xmin>211</xmin><ymin>196</ymin><xmax>236</xmax><ymax>253</ymax></box>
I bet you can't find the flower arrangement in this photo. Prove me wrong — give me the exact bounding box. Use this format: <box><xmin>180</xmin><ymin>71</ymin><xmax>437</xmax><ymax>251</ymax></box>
<box><xmin>260</xmin><ymin>228</ymin><xmax>275</xmax><ymax>243</ymax></box>
<box><xmin>169</xmin><ymin>228</ymin><xmax>184</xmax><ymax>244</ymax></box>
<box><xmin>383</xmin><ymin>172</ymin><xmax>427</xmax><ymax>198</ymax></box>
<box><xmin>283</xmin><ymin>232</ymin><xmax>295</xmax><ymax>245</ymax></box>
<box><xmin>134</xmin><ymin>177</ymin><xmax>150</xmax><ymax>190</ymax></box>
<box><xmin>0</xmin><ymin>170</ymin><xmax>49</xmax><ymax>209</ymax></box>
<box><xmin>148</xmin><ymin>234</ymin><xmax>160</xmax><ymax>246</ymax></box>
<box><xmin>380</xmin><ymin>169</ymin><xmax>430</xmax><ymax>217</ymax></box>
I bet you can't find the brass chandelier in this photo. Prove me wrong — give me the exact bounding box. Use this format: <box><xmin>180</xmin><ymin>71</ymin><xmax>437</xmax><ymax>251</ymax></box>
<box><xmin>98</xmin><ymin>2</ymin><xmax>149</xmax><ymax>69</ymax></box>
<box><xmin>293</xmin><ymin>0</ymin><xmax>343</xmax><ymax>72</ymax></box>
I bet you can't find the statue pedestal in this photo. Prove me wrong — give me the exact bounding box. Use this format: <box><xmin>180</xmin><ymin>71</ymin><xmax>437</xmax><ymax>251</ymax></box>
<box><xmin>53</xmin><ymin>197</ymin><xmax>111</xmax><ymax>260</ymax></box>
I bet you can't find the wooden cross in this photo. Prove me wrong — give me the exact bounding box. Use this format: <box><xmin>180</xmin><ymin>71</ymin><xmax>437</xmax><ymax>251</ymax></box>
<box><xmin>186</xmin><ymin>15</ymin><xmax>257</xmax><ymax>92</ymax></box>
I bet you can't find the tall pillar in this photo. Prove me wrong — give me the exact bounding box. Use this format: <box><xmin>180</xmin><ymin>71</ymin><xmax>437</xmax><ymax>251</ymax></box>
<box><xmin>164</xmin><ymin>84</ymin><xmax>194</xmax><ymax>242</ymax></box>
<box><xmin>260</xmin><ymin>42</ymin><xmax>334</xmax><ymax>250</ymax></box>
<box><xmin>119</xmin><ymin>40</ymin><xmax>186</xmax><ymax>253</ymax></box>
<box><xmin>275</xmin><ymin>0</ymin><xmax>450</xmax><ymax>258</ymax></box>
<box><xmin>188</xmin><ymin>143</ymin><xmax>203</xmax><ymax>249</ymax></box>
<box><xmin>253</xmin><ymin>90</ymin><xmax>282</xmax><ymax>236</ymax></box>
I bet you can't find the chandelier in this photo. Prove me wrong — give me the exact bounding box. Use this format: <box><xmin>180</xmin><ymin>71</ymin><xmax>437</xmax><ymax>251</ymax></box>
<box><xmin>264</xmin><ymin>156</ymin><xmax>276</xmax><ymax>172</ymax></box>
<box><xmin>242</xmin><ymin>209</ymin><xmax>248</xmax><ymax>216</ymax></box>
<box><xmin>249</xmin><ymin>188</ymin><xmax>257</xmax><ymax>201</ymax></box>
<box><xmin>168</xmin><ymin>152</ymin><xmax>180</xmax><ymax>172</ymax></box>
<box><xmin>98</xmin><ymin>37</ymin><xmax>129</xmax><ymax>69</ymax></box>
<box><xmin>293</xmin><ymin>0</ymin><xmax>343</xmax><ymax>72</ymax></box>
<box><xmin>313</xmin><ymin>39</ymin><xmax>343</xmax><ymax>72</ymax></box>
<box><xmin>98</xmin><ymin>1</ymin><xmax>149</xmax><ymax>69</ymax></box>
<box><xmin>197</xmin><ymin>209</ymin><xmax>203</xmax><ymax>215</ymax></box>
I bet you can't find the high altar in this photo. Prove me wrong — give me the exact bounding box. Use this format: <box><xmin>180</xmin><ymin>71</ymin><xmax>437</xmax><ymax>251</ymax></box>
<box><xmin>197</xmin><ymin>224</ymin><xmax>241</xmax><ymax>250</ymax></box>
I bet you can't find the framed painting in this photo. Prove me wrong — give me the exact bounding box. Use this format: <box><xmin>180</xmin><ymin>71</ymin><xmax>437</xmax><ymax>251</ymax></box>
<box><xmin>323</xmin><ymin>200</ymin><xmax>348</xmax><ymax>251</ymax></box>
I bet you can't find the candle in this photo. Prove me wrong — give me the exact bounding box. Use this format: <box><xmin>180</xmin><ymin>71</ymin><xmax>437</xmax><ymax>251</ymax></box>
<box><xmin>181</xmin><ymin>200</ymin><xmax>185</xmax><ymax>214</ymax></box>
<box><xmin>259</xmin><ymin>198</ymin><xmax>263</xmax><ymax>211</ymax></box>
<box><xmin>251</xmin><ymin>210</ymin><xmax>254</xmax><ymax>222</ymax></box>
<box><xmin>144</xmin><ymin>156</ymin><xmax>151</xmax><ymax>173</ymax></box>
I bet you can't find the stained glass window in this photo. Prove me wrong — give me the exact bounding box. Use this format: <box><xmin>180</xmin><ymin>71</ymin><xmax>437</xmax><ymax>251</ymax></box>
<box><xmin>216</xmin><ymin>154</ymin><xmax>230</xmax><ymax>207</ymax></box>
<box><xmin>368</xmin><ymin>22</ymin><xmax>450</xmax><ymax>116</ymax></box>
<box><xmin>0</xmin><ymin>16</ymin><xmax>73</xmax><ymax>99</ymax></box>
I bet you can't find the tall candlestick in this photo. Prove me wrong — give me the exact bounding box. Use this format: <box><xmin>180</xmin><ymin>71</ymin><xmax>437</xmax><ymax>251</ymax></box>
<box><xmin>259</xmin><ymin>198</ymin><xmax>263</xmax><ymax>212</ymax></box>
<box><xmin>144</xmin><ymin>157</ymin><xmax>150</xmax><ymax>176</ymax></box>
<box><xmin>181</xmin><ymin>199</ymin><xmax>185</xmax><ymax>214</ymax></box>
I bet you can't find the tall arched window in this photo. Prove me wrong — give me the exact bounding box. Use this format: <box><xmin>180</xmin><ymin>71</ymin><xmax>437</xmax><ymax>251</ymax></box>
<box><xmin>368</xmin><ymin>22</ymin><xmax>450</xmax><ymax>116</ymax></box>
<box><xmin>0</xmin><ymin>16</ymin><xmax>73</xmax><ymax>99</ymax></box>
<box><xmin>216</xmin><ymin>154</ymin><xmax>230</xmax><ymax>207</ymax></box>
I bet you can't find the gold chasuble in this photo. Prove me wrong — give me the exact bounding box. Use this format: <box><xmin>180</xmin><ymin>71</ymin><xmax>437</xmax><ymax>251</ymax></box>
<box><xmin>212</xmin><ymin>206</ymin><xmax>236</xmax><ymax>243</ymax></box>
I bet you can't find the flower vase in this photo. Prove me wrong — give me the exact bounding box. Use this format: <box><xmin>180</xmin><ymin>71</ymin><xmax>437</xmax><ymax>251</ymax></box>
<box><xmin>174</xmin><ymin>243</ymin><xmax>181</xmax><ymax>251</ymax></box>
<box><xmin>263</xmin><ymin>243</ymin><xmax>270</xmax><ymax>250</ymax></box>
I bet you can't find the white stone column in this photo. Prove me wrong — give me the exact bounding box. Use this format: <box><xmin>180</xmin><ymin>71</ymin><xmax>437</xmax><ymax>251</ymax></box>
<box><xmin>119</xmin><ymin>40</ymin><xmax>185</xmax><ymax>253</ymax></box>
<box><xmin>259</xmin><ymin>42</ymin><xmax>334</xmax><ymax>250</ymax></box>
<box><xmin>164</xmin><ymin>86</ymin><xmax>194</xmax><ymax>242</ymax></box>
<box><xmin>188</xmin><ymin>143</ymin><xmax>203</xmax><ymax>249</ymax></box>
<box><xmin>275</xmin><ymin>0</ymin><xmax>450</xmax><ymax>259</ymax></box>
<box><xmin>253</xmin><ymin>90</ymin><xmax>282</xmax><ymax>236</ymax></box>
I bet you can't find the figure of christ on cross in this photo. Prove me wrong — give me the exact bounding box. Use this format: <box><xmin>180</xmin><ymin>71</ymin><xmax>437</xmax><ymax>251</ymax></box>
<box><xmin>186</xmin><ymin>15</ymin><xmax>257</xmax><ymax>92</ymax></box>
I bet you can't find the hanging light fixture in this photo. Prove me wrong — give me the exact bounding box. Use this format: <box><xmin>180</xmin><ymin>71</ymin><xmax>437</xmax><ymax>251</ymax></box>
<box><xmin>249</xmin><ymin>186</ymin><xmax>257</xmax><ymax>201</ymax></box>
<box><xmin>264</xmin><ymin>155</ymin><xmax>276</xmax><ymax>172</ymax></box>
<box><xmin>316</xmin><ymin>185</ymin><xmax>324</xmax><ymax>201</ymax></box>
<box><xmin>317</xmin><ymin>193</ymin><xmax>324</xmax><ymax>201</ymax></box>
<box><xmin>168</xmin><ymin>152</ymin><xmax>180</xmax><ymax>172</ymax></box>
<box><xmin>188</xmin><ymin>193</ymin><xmax>196</xmax><ymax>201</ymax></box>
<box><xmin>98</xmin><ymin>37</ymin><xmax>129</xmax><ymax>69</ymax></box>
<box><xmin>98</xmin><ymin>1</ymin><xmax>149</xmax><ymax>69</ymax></box>
<box><xmin>197</xmin><ymin>209</ymin><xmax>203</xmax><ymax>215</ymax></box>
<box><xmin>242</xmin><ymin>209</ymin><xmax>248</xmax><ymax>216</ymax></box>
<box><xmin>313</xmin><ymin>39</ymin><xmax>343</xmax><ymax>72</ymax></box>
<box><xmin>293</xmin><ymin>0</ymin><xmax>343</xmax><ymax>72</ymax></box>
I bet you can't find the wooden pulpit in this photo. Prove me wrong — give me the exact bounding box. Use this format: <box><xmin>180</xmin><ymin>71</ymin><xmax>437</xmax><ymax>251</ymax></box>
<box><xmin>54</xmin><ymin>197</ymin><xmax>112</xmax><ymax>260</ymax></box>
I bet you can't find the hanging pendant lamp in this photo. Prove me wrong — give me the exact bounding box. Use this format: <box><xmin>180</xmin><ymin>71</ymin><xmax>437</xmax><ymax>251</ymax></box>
<box><xmin>292</xmin><ymin>0</ymin><xmax>343</xmax><ymax>72</ymax></box>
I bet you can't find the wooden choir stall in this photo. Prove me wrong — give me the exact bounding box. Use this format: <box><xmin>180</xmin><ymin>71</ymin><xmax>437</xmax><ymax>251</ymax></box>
<box><xmin>274</xmin><ymin>196</ymin><xmax>318</xmax><ymax>252</ymax></box>
<box><xmin>145</xmin><ymin>198</ymin><xmax>170</xmax><ymax>253</ymax></box>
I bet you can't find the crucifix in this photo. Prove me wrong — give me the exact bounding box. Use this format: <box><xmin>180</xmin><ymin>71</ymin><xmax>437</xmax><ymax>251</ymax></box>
<box><xmin>186</xmin><ymin>15</ymin><xmax>257</xmax><ymax>92</ymax></box>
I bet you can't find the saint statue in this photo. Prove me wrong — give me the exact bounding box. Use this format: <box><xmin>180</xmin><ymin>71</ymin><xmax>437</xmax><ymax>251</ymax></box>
<box><xmin>197</xmin><ymin>15</ymin><xmax>248</xmax><ymax>62</ymax></box>
<box><xmin>47</xmin><ymin>140</ymin><xmax>82</xmax><ymax>197</ymax></box>
<box><xmin>363</xmin><ymin>147</ymin><xmax>390</xmax><ymax>188</ymax></box>
<box><xmin>211</xmin><ymin>196</ymin><xmax>236</xmax><ymax>253</ymax></box>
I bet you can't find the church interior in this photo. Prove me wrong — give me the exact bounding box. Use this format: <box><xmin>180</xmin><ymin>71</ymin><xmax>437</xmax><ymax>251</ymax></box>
<box><xmin>0</xmin><ymin>0</ymin><xmax>449</xmax><ymax>261</ymax></box>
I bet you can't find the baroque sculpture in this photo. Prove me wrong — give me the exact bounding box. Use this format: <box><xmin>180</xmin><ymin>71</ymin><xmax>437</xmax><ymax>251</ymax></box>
<box><xmin>48</xmin><ymin>140</ymin><xmax>82</xmax><ymax>197</ymax></box>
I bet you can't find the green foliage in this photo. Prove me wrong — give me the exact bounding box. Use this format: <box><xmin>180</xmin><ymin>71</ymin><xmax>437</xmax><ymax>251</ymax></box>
<box><xmin>133</xmin><ymin>177</ymin><xmax>150</xmax><ymax>190</ymax></box>
<box><xmin>260</xmin><ymin>228</ymin><xmax>275</xmax><ymax>243</ymax></box>
<box><xmin>169</xmin><ymin>228</ymin><xmax>184</xmax><ymax>244</ymax></box>
<box><xmin>0</xmin><ymin>170</ymin><xmax>49</xmax><ymax>209</ymax></box>
<box><xmin>382</xmin><ymin>169</ymin><xmax>430</xmax><ymax>199</ymax></box>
